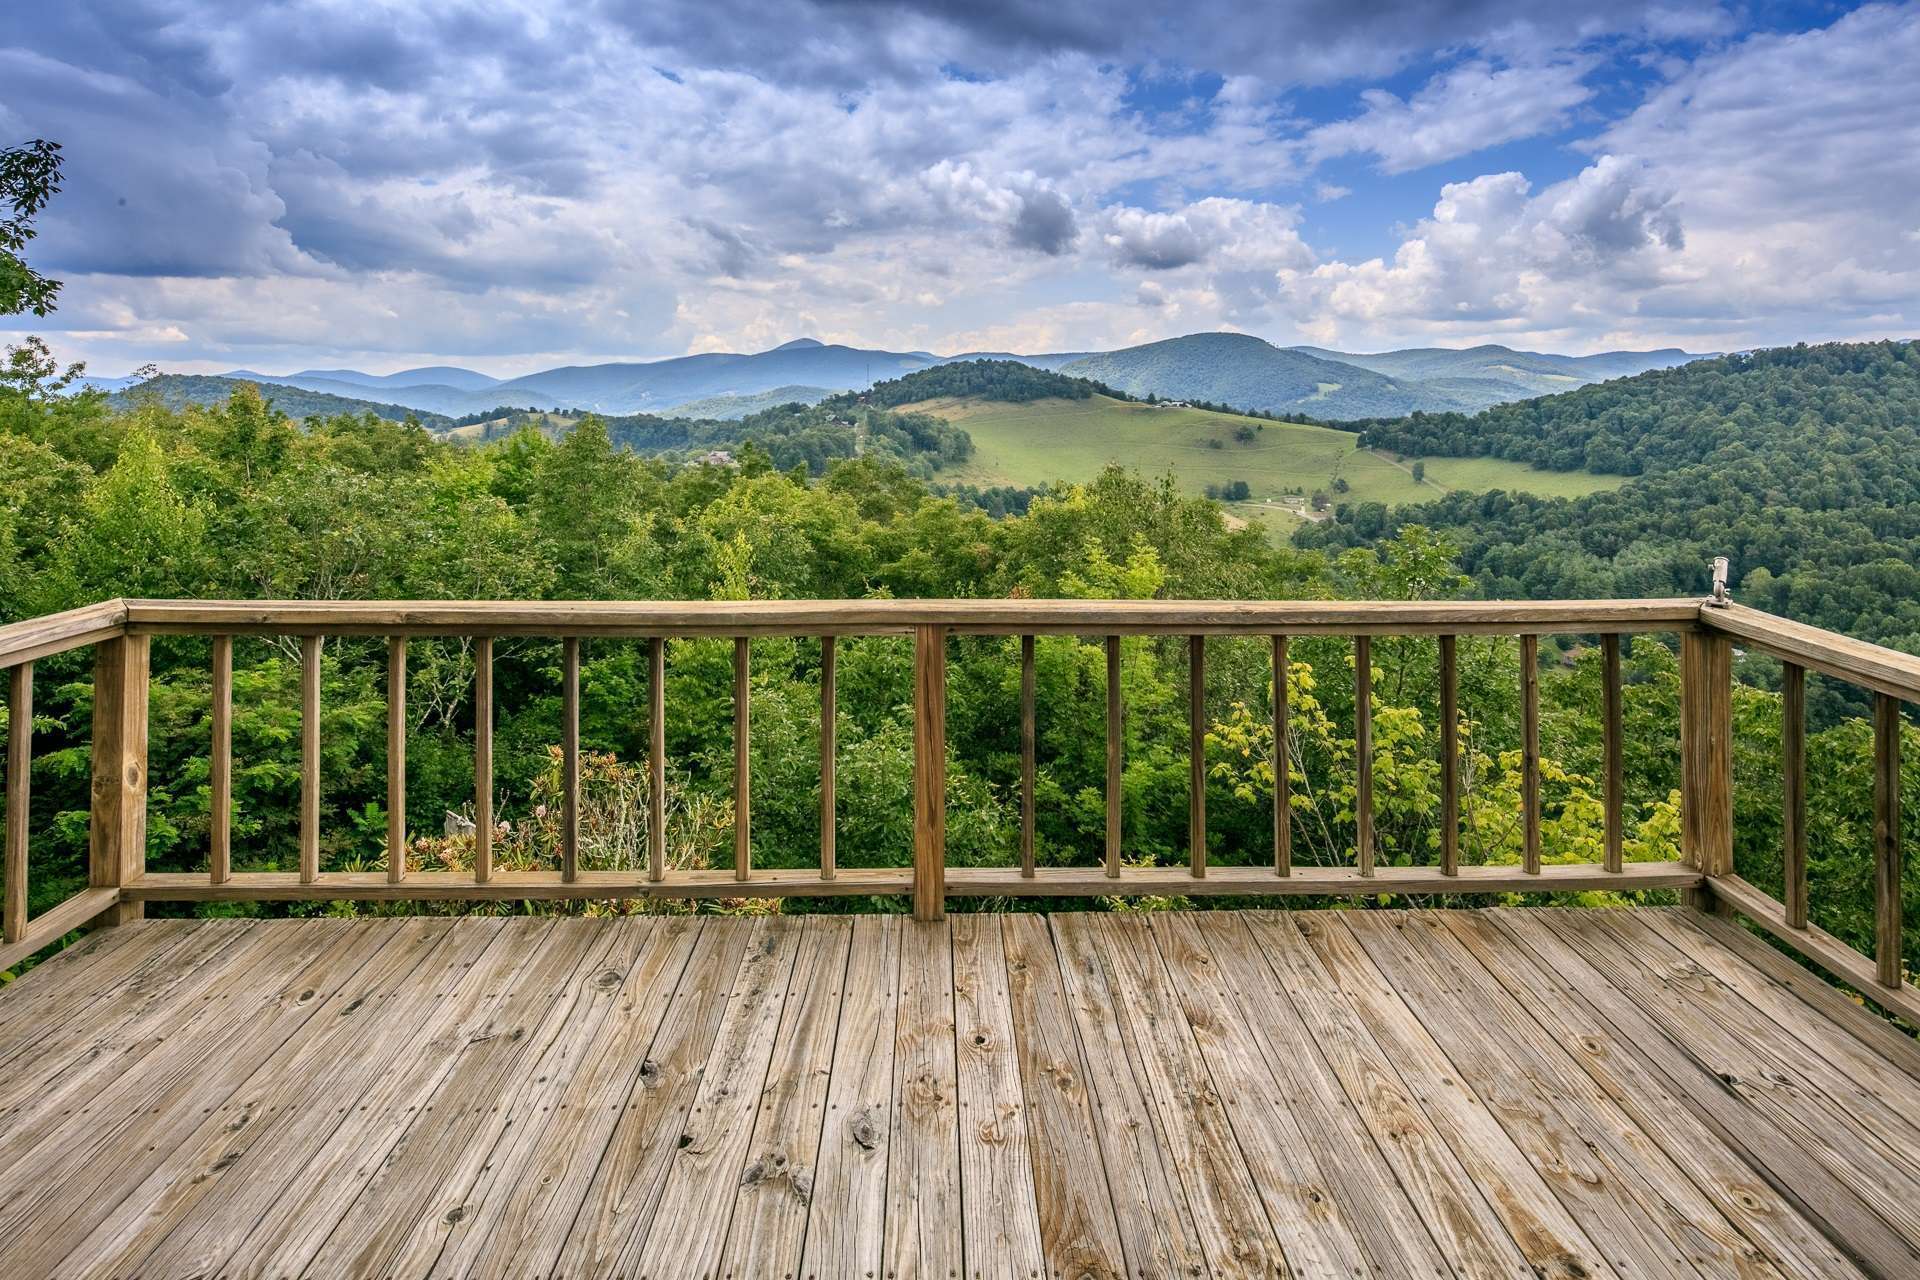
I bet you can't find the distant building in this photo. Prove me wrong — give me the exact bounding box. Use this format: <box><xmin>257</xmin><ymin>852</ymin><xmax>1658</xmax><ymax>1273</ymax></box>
<box><xmin>698</xmin><ymin>449</ymin><xmax>738</xmax><ymax>467</ymax></box>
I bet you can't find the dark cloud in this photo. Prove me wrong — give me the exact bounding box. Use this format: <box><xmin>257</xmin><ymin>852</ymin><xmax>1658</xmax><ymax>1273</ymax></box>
<box><xmin>608</xmin><ymin>0</ymin><xmax>1732</xmax><ymax>85</ymax></box>
<box><xmin>1009</xmin><ymin>187</ymin><xmax>1077</xmax><ymax>255</ymax></box>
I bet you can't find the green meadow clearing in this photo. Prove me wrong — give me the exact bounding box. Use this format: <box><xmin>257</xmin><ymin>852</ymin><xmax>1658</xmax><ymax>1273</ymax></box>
<box><xmin>913</xmin><ymin>395</ymin><xmax>1626</xmax><ymax>516</ymax></box>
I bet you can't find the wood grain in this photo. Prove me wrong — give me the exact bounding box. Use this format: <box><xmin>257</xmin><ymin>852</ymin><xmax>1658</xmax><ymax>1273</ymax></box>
<box><xmin>735</xmin><ymin>635</ymin><xmax>751</xmax><ymax>881</ymax></box>
<box><xmin>1274</xmin><ymin>634</ymin><xmax>1291</xmax><ymax>877</ymax></box>
<box><xmin>1439</xmin><ymin>633</ymin><xmax>1457</xmax><ymax>876</ymax></box>
<box><xmin>1874</xmin><ymin>692</ymin><xmax>1903</xmax><ymax>987</ymax></box>
<box><xmin>1021</xmin><ymin>633</ymin><xmax>1036</xmax><ymax>878</ymax></box>
<box><xmin>1522</xmin><ymin>633</ymin><xmax>1541</xmax><ymax>875</ymax></box>
<box><xmin>300</xmin><ymin>634</ymin><xmax>320</xmax><ymax>884</ymax></box>
<box><xmin>210</xmin><ymin>638</ymin><xmax>232</xmax><ymax>885</ymax></box>
<box><xmin>89</xmin><ymin>634</ymin><xmax>148</xmax><ymax>923</ymax></box>
<box><xmin>5</xmin><ymin>661</ymin><xmax>30</xmax><ymax>944</ymax></box>
<box><xmin>1355</xmin><ymin>634</ymin><xmax>1373</xmax><ymax>877</ymax></box>
<box><xmin>472</xmin><ymin>634</ymin><xmax>492</xmax><ymax>884</ymax></box>
<box><xmin>1782</xmin><ymin>661</ymin><xmax>1807</xmax><ymax>927</ymax></box>
<box><xmin>912</xmin><ymin>626</ymin><xmax>945</xmax><ymax>921</ymax></box>
<box><xmin>385</xmin><ymin>636</ymin><xmax>404</xmax><ymax>884</ymax></box>
<box><xmin>1106</xmin><ymin>634</ymin><xmax>1121</xmax><ymax>878</ymax></box>
<box><xmin>562</xmin><ymin>635</ymin><xmax>580</xmax><ymax>881</ymax></box>
<box><xmin>820</xmin><ymin>634</ymin><xmax>836</xmax><ymax>879</ymax></box>
<box><xmin>1603</xmin><ymin>633</ymin><xmax>1622</xmax><ymax>875</ymax></box>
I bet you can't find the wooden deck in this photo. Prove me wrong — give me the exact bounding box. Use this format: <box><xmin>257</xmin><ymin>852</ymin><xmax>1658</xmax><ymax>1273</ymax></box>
<box><xmin>3</xmin><ymin>908</ymin><xmax>1919</xmax><ymax>1278</ymax></box>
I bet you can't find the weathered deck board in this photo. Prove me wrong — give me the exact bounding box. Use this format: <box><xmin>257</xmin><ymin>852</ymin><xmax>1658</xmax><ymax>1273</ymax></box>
<box><xmin>0</xmin><ymin>906</ymin><xmax>1916</xmax><ymax>1280</ymax></box>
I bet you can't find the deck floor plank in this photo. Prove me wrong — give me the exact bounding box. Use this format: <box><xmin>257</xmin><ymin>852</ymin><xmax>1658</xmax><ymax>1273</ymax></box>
<box><xmin>1051</xmin><ymin>909</ymin><xmax>1211</xmax><ymax>1279</ymax></box>
<box><xmin>800</xmin><ymin>914</ymin><xmax>902</xmax><ymax>1280</ymax></box>
<box><xmin>544</xmin><ymin>912</ymin><xmax>760</xmax><ymax>1278</ymax></box>
<box><xmin>1290</xmin><ymin>913</ymin><xmax>1619</xmax><ymax>1280</ymax></box>
<box><xmin>1348</xmin><ymin>912</ymin><xmax>1784</xmax><ymax>1279</ymax></box>
<box><xmin>129</xmin><ymin>918</ymin><xmax>546</xmax><ymax>1280</ymax></box>
<box><xmin>1238</xmin><ymin>912</ymin><xmax>1538</xmax><ymax>1278</ymax></box>
<box><xmin>1433</xmin><ymin>909</ymin><xmax>1868</xmax><ymax>1279</ymax></box>
<box><xmin>951</xmin><ymin>913</ymin><xmax>1047</xmax><ymax>1280</ymax></box>
<box><xmin>1088</xmin><ymin>912</ymin><xmax>1289</xmax><ymax>1278</ymax></box>
<box><xmin>715</xmin><ymin>916</ymin><xmax>854</xmax><ymax>1279</ymax></box>
<box><xmin>25</xmin><ymin>919</ymin><xmax>450</xmax><ymax>1279</ymax></box>
<box><xmin>0</xmin><ymin>906</ymin><xmax>1915</xmax><ymax>1280</ymax></box>
<box><xmin>999</xmin><ymin>913</ymin><xmax>1126</xmax><ymax>1280</ymax></box>
<box><xmin>622</xmin><ymin>914</ymin><xmax>807</xmax><ymax>1278</ymax></box>
<box><xmin>1491</xmin><ymin>908</ymin><xmax>1920</xmax><ymax>1278</ymax></box>
<box><xmin>434</xmin><ymin>914</ymin><xmax>703</xmax><ymax>1280</ymax></box>
<box><xmin>214</xmin><ymin>917</ymin><xmax>569</xmax><ymax>1278</ymax></box>
<box><xmin>1540</xmin><ymin>910</ymin><xmax>1920</xmax><ymax>1231</ymax></box>
<box><xmin>1184</xmin><ymin>911</ymin><xmax>1453</xmax><ymax>1280</ymax></box>
<box><xmin>882</xmin><ymin>917</ymin><xmax>965</xmax><ymax>1280</ymax></box>
<box><xmin>338</xmin><ymin>919</ymin><xmax>638</xmax><ymax>1280</ymax></box>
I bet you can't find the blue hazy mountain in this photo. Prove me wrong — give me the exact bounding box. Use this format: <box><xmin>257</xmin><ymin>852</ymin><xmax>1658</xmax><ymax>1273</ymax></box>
<box><xmin>142</xmin><ymin>334</ymin><xmax>1712</xmax><ymax>421</ymax></box>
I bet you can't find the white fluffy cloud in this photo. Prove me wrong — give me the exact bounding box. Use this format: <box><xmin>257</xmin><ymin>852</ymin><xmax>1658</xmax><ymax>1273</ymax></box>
<box><xmin>1279</xmin><ymin>3</ymin><xmax>1920</xmax><ymax>351</ymax></box>
<box><xmin>1308</xmin><ymin>58</ymin><xmax>1597</xmax><ymax>174</ymax></box>
<box><xmin>1</xmin><ymin>1</ymin><xmax>1914</xmax><ymax>371</ymax></box>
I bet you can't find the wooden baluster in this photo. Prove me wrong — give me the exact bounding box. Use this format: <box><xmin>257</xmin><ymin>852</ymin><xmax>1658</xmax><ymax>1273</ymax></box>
<box><xmin>562</xmin><ymin>637</ymin><xmax>580</xmax><ymax>883</ymax></box>
<box><xmin>820</xmin><ymin>636</ymin><xmax>836</xmax><ymax>881</ymax></box>
<box><xmin>1105</xmin><ymin>635</ymin><xmax>1122</xmax><ymax>879</ymax></box>
<box><xmin>301</xmin><ymin>635</ymin><xmax>321</xmax><ymax>885</ymax></box>
<box><xmin>1781</xmin><ymin>662</ymin><xmax>1807</xmax><ymax>928</ymax></box>
<box><xmin>734</xmin><ymin>637</ymin><xmax>750</xmax><ymax>881</ymax></box>
<box><xmin>5</xmin><ymin>661</ymin><xmax>31</xmax><ymax>944</ymax></box>
<box><xmin>386</xmin><ymin>638</ymin><xmax>406</xmax><ymax>885</ymax></box>
<box><xmin>1190</xmin><ymin>635</ymin><xmax>1206</xmax><ymax>878</ymax></box>
<box><xmin>1874</xmin><ymin>693</ymin><xmax>1903</xmax><ymax>988</ymax></box>
<box><xmin>91</xmin><ymin>635</ymin><xmax>148</xmax><ymax>924</ymax></box>
<box><xmin>1273</xmin><ymin>635</ymin><xmax>1290</xmax><ymax>877</ymax></box>
<box><xmin>1020</xmin><ymin>635</ymin><xmax>1035</xmax><ymax>879</ymax></box>
<box><xmin>1680</xmin><ymin>630</ymin><xmax>1733</xmax><ymax>911</ymax></box>
<box><xmin>210</xmin><ymin>638</ymin><xmax>232</xmax><ymax>885</ymax></box>
<box><xmin>1602</xmin><ymin>634</ymin><xmax>1623</xmax><ymax>875</ymax></box>
<box><xmin>1439</xmin><ymin>635</ymin><xmax>1458</xmax><ymax>876</ymax></box>
<box><xmin>912</xmin><ymin>625</ymin><xmax>946</xmax><ymax>921</ymax></box>
<box><xmin>1355</xmin><ymin>635</ymin><xmax>1373</xmax><ymax>876</ymax></box>
<box><xmin>1521</xmin><ymin>634</ymin><xmax>1540</xmax><ymax>875</ymax></box>
<box><xmin>648</xmin><ymin>637</ymin><xmax>666</xmax><ymax>883</ymax></box>
<box><xmin>473</xmin><ymin>636</ymin><xmax>492</xmax><ymax>884</ymax></box>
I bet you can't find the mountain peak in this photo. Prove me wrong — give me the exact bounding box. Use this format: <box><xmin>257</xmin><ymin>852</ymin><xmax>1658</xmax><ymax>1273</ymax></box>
<box><xmin>770</xmin><ymin>337</ymin><xmax>825</xmax><ymax>351</ymax></box>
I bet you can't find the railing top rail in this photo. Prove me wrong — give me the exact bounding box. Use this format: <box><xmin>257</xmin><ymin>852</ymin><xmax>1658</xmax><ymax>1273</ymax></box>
<box><xmin>117</xmin><ymin>597</ymin><xmax>1706</xmax><ymax>638</ymax></box>
<box><xmin>0</xmin><ymin>599</ymin><xmax>128</xmax><ymax>669</ymax></box>
<box><xmin>1701</xmin><ymin>602</ymin><xmax>1920</xmax><ymax>703</ymax></box>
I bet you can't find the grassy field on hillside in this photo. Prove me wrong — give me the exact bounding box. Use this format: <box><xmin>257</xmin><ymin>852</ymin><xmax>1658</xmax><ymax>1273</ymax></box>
<box><xmin>912</xmin><ymin>395</ymin><xmax>1625</xmax><ymax>515</ymax></box>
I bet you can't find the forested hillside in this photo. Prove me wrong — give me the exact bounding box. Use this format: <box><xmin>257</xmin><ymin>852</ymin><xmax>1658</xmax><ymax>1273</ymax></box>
<box><xmin>1306</xmin><ymin>341</ymin><xmax>1920</xmax><ymax>652</ymax></box>
<box><xmin>3</xmin><ymin>345</ymin><xmax>1914</xmax><ymax>979</ymax></box>
<box><xmin>109</xmin><ymin>373</ymin><xmax>458</xmax><ymax>428</ymax></box>
<box><xmin>852</xmin><ymin>358</ymin><xmax>1121</xmax><ymax>407</ymax></box>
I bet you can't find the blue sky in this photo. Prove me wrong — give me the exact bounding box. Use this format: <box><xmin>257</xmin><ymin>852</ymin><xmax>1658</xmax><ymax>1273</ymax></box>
<box><xmin>3</xmin><ymin>0</ymin><xmax>1916</xmax><ymax>376</ymax></box>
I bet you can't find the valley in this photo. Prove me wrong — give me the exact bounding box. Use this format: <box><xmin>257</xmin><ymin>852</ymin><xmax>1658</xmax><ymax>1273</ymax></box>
<box><xmin>909</xmin><ymin>391</ymin><xmax>1623</xmax><ymax>533</ymax></box>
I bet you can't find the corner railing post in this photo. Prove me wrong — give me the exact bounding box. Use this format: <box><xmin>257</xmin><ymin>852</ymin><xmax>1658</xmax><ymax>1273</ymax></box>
<box><xmin>90</xmin><ymin>634</ymin><xmax>149</xmax><ymax>924</ymax></box>
<box><xmin>912</xmin><ymin>624</ymin><xmax>946</xmax><ymax>921</ymax></box>
<box><xmin>1680</xmin><ymin>627</ymin><xmax>1733</xmax><ymax>910</ymax></box>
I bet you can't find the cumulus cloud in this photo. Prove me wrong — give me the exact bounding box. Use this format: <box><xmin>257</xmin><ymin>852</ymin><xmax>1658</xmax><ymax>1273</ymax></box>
<box><xmin>0</xmin><ymin>0</ymin><xmax>1910</xmax><ymax>371</ymax></box>
<box><xmin>1308</xmin><ymin>58</ymin><xmax>1597</xmax><ymax>173</ymax></box>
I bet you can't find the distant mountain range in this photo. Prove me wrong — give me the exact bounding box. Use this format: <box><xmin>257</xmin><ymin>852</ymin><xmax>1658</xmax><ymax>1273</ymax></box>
<box><xmin>90</xmin><ymin>333</ymin><xmax>1709</xmax><ymax>423</ymax></box>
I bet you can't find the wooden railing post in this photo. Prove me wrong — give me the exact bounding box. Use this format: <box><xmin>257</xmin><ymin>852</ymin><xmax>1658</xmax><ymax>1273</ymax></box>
<box><xmin>912</xmin><ymin>625</ymin><xmax>946</xmax><ymax>921</ymax></box>
<box><xmin>1874</xmin><ymin>693</ymin><xmax>1903</xmax><ymax>988</ymax></box>
<box><xmin>6</xmin><ymin>662</ymin><xmax>33</xmax><ymax>942</ymax></box>
<box><xmin>1680</xmin><ymin>629</ymin><xmax>1733</xmax><ymax>909</ymax></box>
<box><xmin>90</xmin><ymin>634</ymin><xmax>149</xmax><ymax>924</ymax></box>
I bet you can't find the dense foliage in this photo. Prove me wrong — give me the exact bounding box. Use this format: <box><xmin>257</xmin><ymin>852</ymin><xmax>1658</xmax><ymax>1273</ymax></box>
<box><xmin>852</xmin><ymin>358</ymin><xmax>1121</xmax><ymax>407</ymax></box>
<box><xmin>2</xmin><ymin>343</ymin><xmax>1915</xmax><ymax>986</ymax></box>
<box><xmin>111</xmin><ymin>373</ymin><xmax>456</xmax><ymax>429</ymax></box>
<box><xmin>1307</xmin><ymin>341</ymin><xmax>1920</xmax><ymax>655</ymax></box>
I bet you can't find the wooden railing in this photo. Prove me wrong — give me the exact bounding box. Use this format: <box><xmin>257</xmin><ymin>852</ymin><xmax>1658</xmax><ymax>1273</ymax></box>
<box><xmin>0</xmin><ymin>595</ymin><xmax>1914</xmax><ymax>1022</ymax></box>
